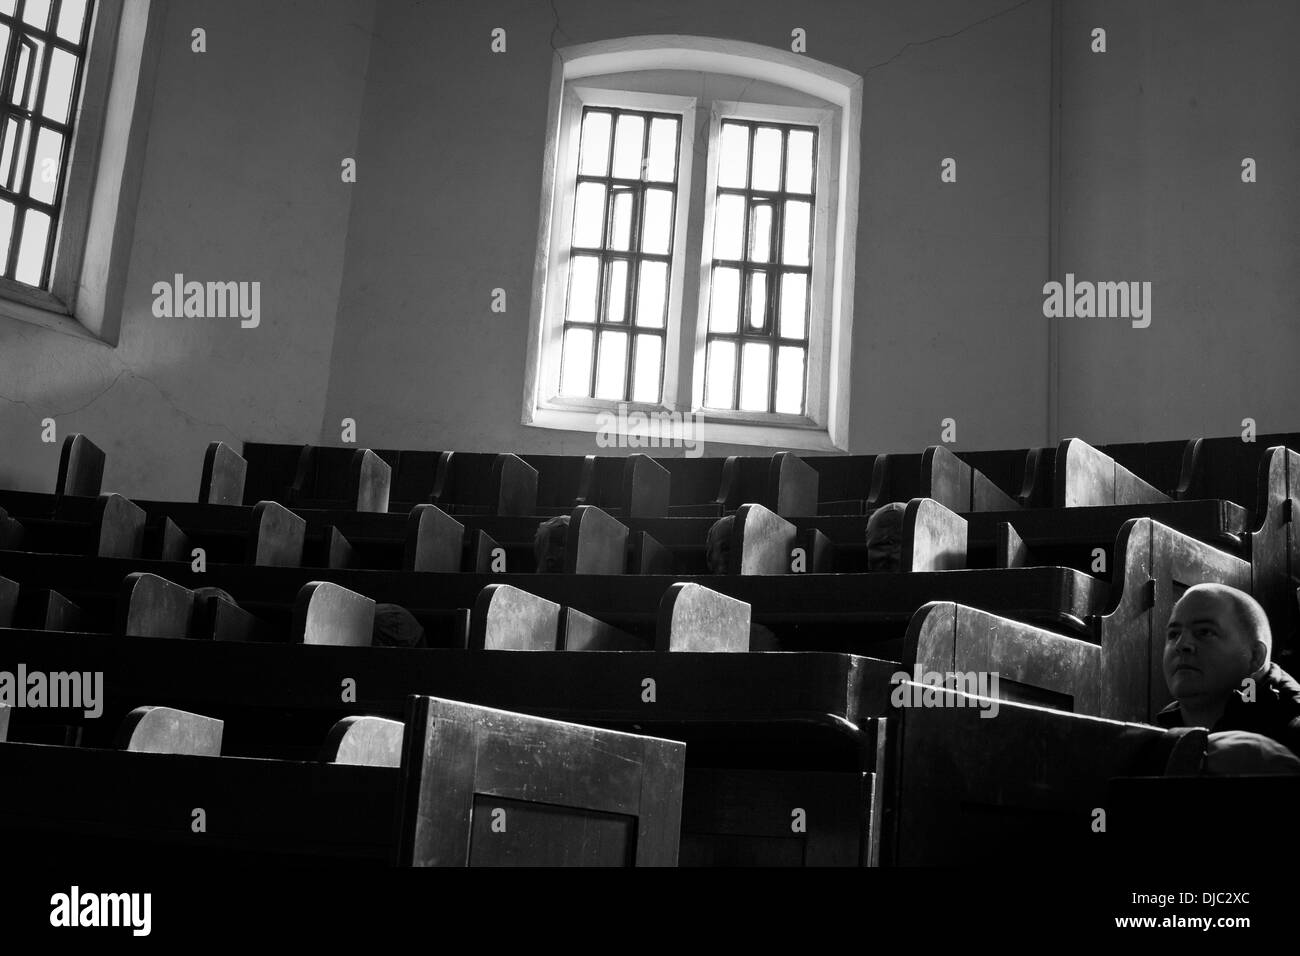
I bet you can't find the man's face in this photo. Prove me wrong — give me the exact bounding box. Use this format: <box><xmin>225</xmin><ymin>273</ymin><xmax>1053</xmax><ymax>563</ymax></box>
<box><xmin>536</xmin><ymin>529</ymin><xmax>566</xmax><ymax>573</ymax></box>
<box><xmin>865</xmin><ymin>507</ymin><xmax>903</xmax><ymax>572</ymax></box>
<box><xmin>1164</xmin><ymin>591</ymin><xmax>1257</xmax><ymax>705</ymax></box>
<box><xmin>706</xmin><ymin>525</ymin><xmax>731</xmax><ymax>574</ymax></box>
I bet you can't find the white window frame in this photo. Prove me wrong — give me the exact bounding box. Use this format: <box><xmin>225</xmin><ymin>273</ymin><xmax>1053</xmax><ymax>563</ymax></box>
<box><xmin>692</xmin><ymin>99</ymin><xmax>835</xmax><ymax>430</ymax></box>
<box><xmin>523</xmin><ymin>36</ymin><xmax>861</xmax><ymax>451</ymax></box>
<box><xmin>0</xmin><ymin>0</ymin><xmax>162</xmax><ymax>344</ymax></box>
<box><xmin>534</xmin><ymin>85</ymin><xmax>697</xmax><ymax>416</ymax></box>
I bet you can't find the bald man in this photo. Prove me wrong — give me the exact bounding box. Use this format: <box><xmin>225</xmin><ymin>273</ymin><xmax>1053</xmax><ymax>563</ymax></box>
<box><xmin>1158</xmin><ymin>583</ymin><xmax>1300</xmax><ymax>758</ymax></box>
<box><xmin>865</xmin><ymin>502</ymin><xmax>906</xmax><ymax>572</ymax></box>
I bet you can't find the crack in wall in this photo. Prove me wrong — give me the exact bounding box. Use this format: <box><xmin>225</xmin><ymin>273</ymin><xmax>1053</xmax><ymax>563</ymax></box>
<box><xmin>864</xmin><ymin>0</ymin><xmax>1039</xmax><ymax>76</ymax></box>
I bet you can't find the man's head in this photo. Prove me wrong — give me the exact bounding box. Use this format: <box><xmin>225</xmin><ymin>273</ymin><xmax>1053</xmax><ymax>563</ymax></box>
<box><xmin>534</xmin><ymin>515</ymin><xmax>570</xmax><ymax>573</ymax></box>
<box><xmin>705</xmin><ymin>515</ymin><xmax>735</xmax><ymax>575</ymax></box>
<box><xmin>865</xmin><ymin>503</ymin><xmax>906</xmax><ymax>572</ymax></box>
<box><xmin>1164</xmin><ymin>583</ymin><xmax>1271</xmax><ymax>710</ymax></box>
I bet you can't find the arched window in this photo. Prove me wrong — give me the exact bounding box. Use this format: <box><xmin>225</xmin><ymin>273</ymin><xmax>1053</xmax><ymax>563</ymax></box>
<box><xmin>523</xmin><ymin>36</ymin><xmax>862</xmax><ymax>452</ymax></box>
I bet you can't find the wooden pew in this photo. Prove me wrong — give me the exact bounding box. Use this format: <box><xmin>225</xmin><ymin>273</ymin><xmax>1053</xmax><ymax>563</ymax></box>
<box><xmin>55</xmin><ymin>434</ymin><xmax>105</xmax><ymax>498</ymax></box>
<box><xmin>880</xmin><ymin>685</ymin><xmax>1206</xmax><ymax>865</ymax></box>
<box><xmin>1055</xmin><ymin>437</ymin><xmax>1170</xmax><ymax>507</ymax></box>
<box><xmin>865</xmin><ymin>446</ymin><xmax>1022</xmax><ymax>514</ymax></box>
<box><xmin>199</xmin><ymin>441</ymin><xmax>247</xmax><ymax>506</ymax></box>
<box><xmin>0</xmin><ymin>696</ymin><xmax>686</xmax><ymax>866</ymax></box>
<box><xmin>430</xmin><ymin>452</ymin><xmax>538</xmax><ymax>516</ymax></box>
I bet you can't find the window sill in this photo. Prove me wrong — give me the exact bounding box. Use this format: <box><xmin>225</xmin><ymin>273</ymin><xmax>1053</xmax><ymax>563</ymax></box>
<box><xmin>524</xmin><ymin>404</ymin><xmax>847</xmax><ymax>453</ymax></box>
<box><xmin>0</xmin><ymin>292</ymin><xmax>108</xmax><ymax>344</ymax></box>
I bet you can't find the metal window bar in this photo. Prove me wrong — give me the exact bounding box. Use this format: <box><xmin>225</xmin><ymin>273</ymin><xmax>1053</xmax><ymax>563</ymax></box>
<box><xmin>0</xmin><ymin>0</ymin><xmax>95</xmax><ymax>288</ymax></box>
<box><xmin>562</xmin><ymin>106</ymin><xmax>680</xmax><ymax>404</ymax></box>
<box><xmin>706</xmin><ymin>119</ymin><xmax>817</xmax><ymax>415</ymax></box>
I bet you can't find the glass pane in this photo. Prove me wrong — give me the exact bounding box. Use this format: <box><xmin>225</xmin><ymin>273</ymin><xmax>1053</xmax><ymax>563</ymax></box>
<box><xmin>645</xmin><ymin>117</ymin><xmax>678</xmax><ymax>183</ymax></box>
<box><xmin>22</xmin><ymin>0</ymin><xmax>49</xmax><ymax>30</ymax></box>
<box><xmin>560</xmin><ymin>327</ymin><xmax>594</xmax><ymax>397</ymax></box>
<box><xmin>778</xmin><ymin>272</ymin><xmax>807</xmax><ymax>339</ymax></box>
<box><xmin>0</xmin><ymin>2</ymin><xmax>14</xmax><ymax>16</ymax></box>
<box><xmin>608</xmin><ymin>189</ymin><xmax>633</xmax><ymax>251</ymax></box>
<box><xmin>605</xmin><ymin>259</ymin><xmax>629</xmax><ymax>324</ymax></box>
<box><xmin>705</xmin><ymin>340</ymin><xmax>737</xmax><ymax>409</ymax></box>
<box><xmin>786</xmin><ymin>129</ymin><xmax>815</xmax><ymax>193</ymax></box>
<box><xmin>713</xmin><ymin>193</ymin><xmax>743</xmax><ymax>260</ymax></box>
<box><xmin>642</xmin><ymin>188</ymin><xmax>672</xmax><ymax>255</ymax></box>
<box><xmin>594</xmin><ymin>330</ymin><xmax>629</xmax><ymax>400</ymax></box>
<box><xmin>15</xmin><ymin>208</ymin><xmax>49</xmax><ymax>285</ymax></box>
<box><xmin>708</xmin><ymin>266</ymin><xmax>740</xmax><ymax>333</ymax></box>
<box><xmin>0</xmin><ymin>26</ymin><xmax>10</xmax><ymax>82</ymax></box>
<box><xmin>635</xmin><ymin>260</ymin><xmax>667</xmax><ymax>328</ymax></box>
<box><xmin>578</xmin><ymin>110</ymin><xmax>611</xmax><ymax>177</ymax></box>
<box><xmin>611</xmin><ymin>113</ymin><xmax>645</xmax><ymax>180</ymax></box>
<box><xmin>566</xmin><ymin>255</ymin><xmax>600</xmax><ymax>325</ymax></box>
<box><xmin>739</xmin><ymin>342</ymin><xmax>771</xmax><ymax>412</ymax></box>
<box><xmin>748</xmin><ymin>203</ymin><xmax>771</xmax><ymax>263</ymax></box>
<box><xmin>776</xmin><ymin>347</ymin><xmax>805</xmax><ymax>414</ymax></box>
<box><xmin>11</xmin><ymin>40</ymin><xmax>30</xmax><ymax>108</ymax></box>
<box><xmin>57</xmin><ymin>0</ymin><xmax>89</xmax><ymax>42</ymax></box>
<box><xmin>0</xmin><ymin>199</ymin><xmax>14</xmax><ymax>269</ymax></box>
<box><xmin>572</xmin><ymin>182</ymin><xmax>605</xmax><ymax>248</ymax></box>
<box><xmin>751</xmin><ymin>127</ymin><xmax>781</xmax><ymax>191</ymax></box>
<box><xmin>782</xmin><ymin>200</ymin><xmax>811</xmax><ymax>266</ymax></box>
<box><xmin>746</xmin><ymin>271</ymin><xmax>767</xmax><ymax>330</ymax></box>
<box><xmin>29</xmin><ymin>126</ymin><xmax>61</xmax><ymax>204</ymax></box>
<box><xmin>42</xmin><ymin>48</ymin><xmax>76</xmax><ymax>124</ymax></box>
<box><xmin>9</xmin><ymin>118</ymin><xmax>30</xmax><ymax>191</ymax></box>
<box><xmin>631</xmin><ymin>334</ymin><xmax>663</xmax><ymax>403</ymax></box>
<box><xmin>718</xmin><ymin>122</ymin><xmax>749</xmax><ymax>189</ymax></box>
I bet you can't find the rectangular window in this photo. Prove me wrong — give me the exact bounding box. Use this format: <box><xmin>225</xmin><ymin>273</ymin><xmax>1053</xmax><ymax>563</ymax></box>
<box><xmin>702</xmin><ymin>119</ymin><xmax>816</xmax><ymax>415</ymax></box>
<box><xmin>0</xmin><ymin>0</ymin><xmax>94</xmax><ymax>290</ymax></box>
<box><xmin>558</xmin><ymin>106</ymin><xmax>682</xmax><ymax>405</ymax></box>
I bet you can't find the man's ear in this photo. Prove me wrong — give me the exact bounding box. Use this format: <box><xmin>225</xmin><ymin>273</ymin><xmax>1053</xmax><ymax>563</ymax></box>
<box><xmin>1249</xmin><ymin>639</ymin><xmax>1269</xmax><ymax>675</ymax></box>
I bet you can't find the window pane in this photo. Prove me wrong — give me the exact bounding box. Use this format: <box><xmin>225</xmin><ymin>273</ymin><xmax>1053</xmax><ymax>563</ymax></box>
<box><xmin>739</xmin><ymin>342</ymin><xmax>772</xmax><ymax>412</ymax></box>
<box><xmin>22</xmin><ymin>0</ymin><xmax>50</xmax><ymax>30</ymax></box>
<box><xmin>705</xmin><ymin>340</ymin><xmax>736</xmax><ymax>409</ymax></box>
<box><xmin>708</xmin><ymin>266</ymin><xmax>740</xmax><ymax>333</ymax></box>
<box><xmin>42</xmin><ymin>48</ymin><xmax>77</xmax><ymax>124</ymax></box>
<box><xmin>746</xmin><ymin>271</ymin><xmax>767</xmax><ymax>330</ymax></box>
<box><xmin>595</xmin><ymin>330</ymin><xmax>629</xmax><ymax>400</ymax></box>
<box><xmin>782</xmin><ymin>200</ymin><xmax>811</xmax><ymax>266</ymax></box>
<box><xmin>631</xmin><ymin>334</ymin><xmax>663</xmax><ymax>403</ymax></box>
<box><xmin>611</xmin><ymin>113</ymin><xmax>644</xmax><ymax>180</ymax></box>
<box><xmin>0</xmin><ymin>26</ymin><xmax>10</xmax><ymax>80</ymax></box>
<box><xmin>57</xmin><ymin>0</ymin><xmax>89</xmax><ymax>42</ymax></box>
<box><xmin>605</xmin><ymin>259</ymin><xmax>628</xmax><ymax>324</ymax></box>
<box><xmin>635</xmin><ymin>260</ymin><xmax>666</xmax><ymax>328</ymax></box>
<box><xmin>718</xmin><ymin>122</ymin><xmax>749</xmax><ymax>189</ymax></box>
<box><xmin>786</xmin><ymin>129</ymin><xmax>814</xmax><ymax>194</ymax></box>
<box><xmin>608</xmin><ymin>189</ymin><xmax>633</xmax><ymax>251</ymax></box>
<box><xmin>0</xmin><ymin>2</ymin><xmax>14</xmax><ymax>16</ymax></box>
<box><xmin>567</xmin><ymin>255</ymin><xmax>600</xmax><ymax>325</ymax></box>
<box><xmin>0</xmin><ymin>199</ymin><xmax>14</xmax><ymax>269</ymax></box>
<box><xmin>29</xmin><ymin>126</ymin><xmax>61</xmax><ymax>204</ymax></box>
<box><xmin>713</xmin><ymin>193</ymin><xmax>743</xmax><ymax>260</ymax></box>
<box><xmin>15</xmin><ymin>208</ymin><xmax>49</xmax><ymax>285</ymax></box>
<box><xmin>0</xmin><ymin>116</ymin><xmax>21</xmax><ymax>188</ymax></box>
<box><xmin>11</xmin><ymin>40</ymin><xmax>31</xmax><ymax>109</ymax></box>
<box><xmin>560</xmin><ymin>327</ymin><xmax>594</xmax><ymax>396</ymax></box>
<box><xmin>578</xmin><ymin>110</ymin><xmax>612</xmax><ymax>177</ymax></box>
<box><xmin>6</xmin><ymin>118</ymin><xmax>30</xmax><ymax>192</ymax></box>
<box><xmin>751</xmin><ymin>127</ymin><xmax>781</xmax><ymax>191</ymax></box>
<box><xmin>776</xmin><ymin>347</ymin><xmax>805</xmax><ymax>414</ymax></box>
<box><xmin>778</xmin><ymin>272</ymin><xmax>807</xmax><ymax>339</ymax></box>
<box><xmin>748</xmin><ymin>203</ymin><xmax>771</xmax><ymax>263</ymax></box>
<box><xmin>641</xmin><ymin>188</ymin><xmax>672</xmax><ymax>255</ymax></box>
<box><xmin>572</xmin><ymin>182</ymin><xmax>605</xmax><ymax>248</ymax></box>
<box><xmin>645</xmin><ymin>117</ymin><xmax>678</xmax><ymax>183</ymax></box>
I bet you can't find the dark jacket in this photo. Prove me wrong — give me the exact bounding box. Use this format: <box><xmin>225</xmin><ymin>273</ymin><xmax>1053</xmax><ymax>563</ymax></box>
<box><xmin>1156</xmin><ymin>662</ymin><xmax>1300</xmax><ymax>756</ymax></box>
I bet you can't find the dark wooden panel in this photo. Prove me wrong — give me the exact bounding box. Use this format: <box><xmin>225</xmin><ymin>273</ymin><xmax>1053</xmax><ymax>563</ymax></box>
<box><xmin>55</xmin><ymin>434</ymin><xmax>105</xmax><ymax>498</ymax></box>
<box><xmin>199</xmin><ymin>441</ymin><xmax>247</xmax><ymax>506</ymax></box>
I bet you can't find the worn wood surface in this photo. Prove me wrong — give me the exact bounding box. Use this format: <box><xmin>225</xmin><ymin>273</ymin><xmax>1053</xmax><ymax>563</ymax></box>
<box><xmin>902</xmin><ymin>497</ymin><xmax>967</xmax><ymax>571</ymax></box>
<box><xmin>114</xmin><ymin>705</ymin><xmax>224</xmax><ymax>756</ymax></box>
<box><xmin>96</xmin><ymin>493</ymin><xmax>145</xmax><ymax>559</ymax></box>
<box><xmin>321</xmin><ymin>715</ymin><xmax>404</xmax><ymax>767</ymax></box>
<box><xmin>561</xmin><ymin>607</ymin><xmax>645</xmax><ymax>651</ymax></box>
<box><xmin>770</xmin><ymin>453</ymin><xmax>819</xmax><ymax>516</ymax></box>
<box><xmin>248</xmin><ymin>500</ymin><xmax>305</xmax><ymax>567</ymax></box>
<box><xmin>199</xmin><ymin>441</ymin><xmax>247</xmax><ymax>506</ymax></box>
<box><xmin>734</xmin><ymin>503</ymin><xmax>796</xmax><ymax>575</ymax></box>
<box><xmin>55</xmin><ymin>434</ymin><xmax>105</xmax><ymax>498</ymax></box>
<box><xmin>404</xmin><ymin>504</ymin><xmax>464</xmax><ymax>572</ymax></box>
<box><xmin>492</xmin><ymin>454</ymin><xmax>538</xmax><ymax>516</ymax></box>
<box><xmin>118</xmin><ymin>571</ymin><xmax>194</xmax><ymax>639</ymax></box>
<box><xmin>291</xmin><ymin>580</ymin><xmax>376</xmax><ymax>647</ymax></box>
<box><xmin>469</xmin><ymin>583</ymin><xmax>561</xmax><ymax>651</ymax></box>
<box><xmin>655</xmin><ymin>582</ymin><xmax>751</xmax><ymax>652</ymax></box>
<box><xmin>350</xmin><ymin>448</ymin><xmax>392</xmax><ymax>513</ymax></box>
<box><xmin>568</xmin><ymin>505</ymin><xmax>628</xmax><ymax>574</ymax></box>
<box><xmin>623</xmin><ymin>454</ymin><xmax>670</xmax><ymax>517</ymax></box>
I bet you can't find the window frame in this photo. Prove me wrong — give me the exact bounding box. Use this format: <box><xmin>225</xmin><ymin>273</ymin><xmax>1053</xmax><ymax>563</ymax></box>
<box><xmin>0</xmin><ymin>0</ymin><xmax>162</xmax><ymax>344</ymax></box>
<box><xmin>523</xmin><ymin>36</ymin><xmax>862</xmax><ymax>451</ymax></box>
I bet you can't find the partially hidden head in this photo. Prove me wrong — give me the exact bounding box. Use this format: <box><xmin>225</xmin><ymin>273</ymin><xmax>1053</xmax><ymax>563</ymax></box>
<box><xmin>1164</xmin><ymin>583</ymin><xmax>1271</xmax><ymax>711</ymax></box>
<box><xmin>705</xmin><ymin>515</ymin><xmax>735</xmax><ymax>574</ymax></box>
<box><xmin>865</xmin><ymin>502</ymin><xmax>906</xmax><ymax>572</ymax></box>
<box><xmin>534</xmin><ymin>514</ymin><xmax>570</xmax><ymax>573</ymax></box>
<box><xmin>371</xmin><ymin>603</ymin><xmax>427</xmax><ymax>648</ymax></box>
